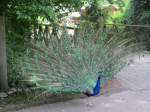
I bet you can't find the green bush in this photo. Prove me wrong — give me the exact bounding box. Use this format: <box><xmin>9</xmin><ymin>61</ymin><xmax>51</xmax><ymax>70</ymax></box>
<box><xmin>6</xmin><ymin>31</ymin><xmax>27</xmax><ymax>87</ymax></box>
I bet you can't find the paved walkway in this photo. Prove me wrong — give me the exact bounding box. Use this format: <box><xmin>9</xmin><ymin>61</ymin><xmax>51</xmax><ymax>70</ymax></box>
<box><xmin>11</xmin><ymin>53</ymin><xmax>150</xmax><ymax>112</ymax></box>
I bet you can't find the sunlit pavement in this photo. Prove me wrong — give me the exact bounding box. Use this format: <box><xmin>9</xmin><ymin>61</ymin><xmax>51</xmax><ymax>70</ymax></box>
<box><xmin>11</xmin><ymin>53</ymin><xmax>150</xmax><ymax>112</ymax></box>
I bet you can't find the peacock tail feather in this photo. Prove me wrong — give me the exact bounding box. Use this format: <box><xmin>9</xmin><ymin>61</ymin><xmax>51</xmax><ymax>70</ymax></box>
<box><xmin>21</xmin><ymin>22</ymin><xmax>140</xmax><ymax>94</ymax></box>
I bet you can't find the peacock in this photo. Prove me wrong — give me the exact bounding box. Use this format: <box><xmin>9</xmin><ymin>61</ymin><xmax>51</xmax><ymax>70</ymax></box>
<box><xmin>22</xmin><ymin>22</ymin><xmax>136</xmax><ymax>95</ymax></box>
<box><xmin>84</xmin><ymin>75</ymin><xmax>101</xmax><ymax>96</ymax></box>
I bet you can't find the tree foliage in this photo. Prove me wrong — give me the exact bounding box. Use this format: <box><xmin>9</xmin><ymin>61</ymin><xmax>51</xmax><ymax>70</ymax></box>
<box><xmin>125</xmin><ymin>0</ymin><xmax>150</xmax><ymax>49</ymax></box>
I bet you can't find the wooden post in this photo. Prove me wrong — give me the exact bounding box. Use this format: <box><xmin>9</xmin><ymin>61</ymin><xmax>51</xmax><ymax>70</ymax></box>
<box><xmin>0</xmin><ymin>15</ymin><xmax>8</xmax><ymax>91</ymax></box>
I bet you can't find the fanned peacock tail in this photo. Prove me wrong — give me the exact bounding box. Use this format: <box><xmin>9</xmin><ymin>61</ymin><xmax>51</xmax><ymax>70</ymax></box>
<box><xmin>22</xmin><ymin>22</ymin><xmax>139</xmax><ymax>94</ymax></box>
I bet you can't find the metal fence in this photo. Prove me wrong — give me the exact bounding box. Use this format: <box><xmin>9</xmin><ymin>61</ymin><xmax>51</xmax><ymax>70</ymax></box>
<box><xmin>31</xmin><ymin>24</ymin><xmax>78</xmax><ymax>46</ymax></box>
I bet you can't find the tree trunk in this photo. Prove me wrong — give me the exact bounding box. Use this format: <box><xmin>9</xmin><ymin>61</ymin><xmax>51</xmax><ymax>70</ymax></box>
<box><xmin>0</xmin><ymin>15</ymin><xmax>8</xmax><ymax>91</ymax></box>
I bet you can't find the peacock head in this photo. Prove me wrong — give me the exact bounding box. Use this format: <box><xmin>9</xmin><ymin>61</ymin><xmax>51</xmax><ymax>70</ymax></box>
<box><xmin>97</xmin><ymin>70</ymin><xmax>105</xmax><ymax>80</ymax></box>
<box><xmin>98</xmin><ymin>75</ymin><xmax>101</xmax><ymax>80</ymax></box>
<box><xmin>98</xmin><ymin>71</ymin><xmax>102</xmax><ymax>79</ymax></box>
